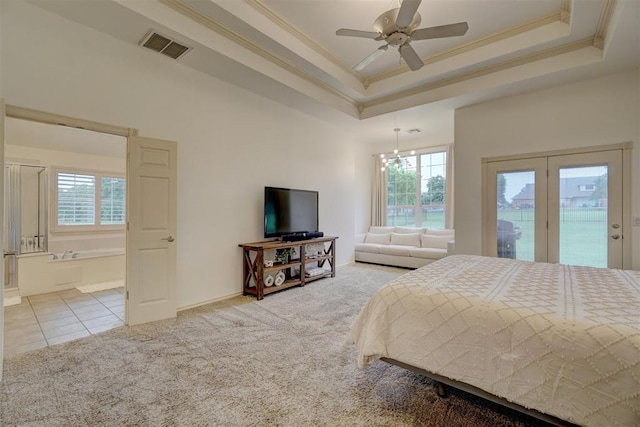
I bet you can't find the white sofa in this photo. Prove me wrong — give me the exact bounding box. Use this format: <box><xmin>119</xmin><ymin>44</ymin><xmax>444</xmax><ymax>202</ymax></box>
<box><xmin>355</xmin><ymin>226</ymin><xmax>455</xmax><ymax>269</ymax></box>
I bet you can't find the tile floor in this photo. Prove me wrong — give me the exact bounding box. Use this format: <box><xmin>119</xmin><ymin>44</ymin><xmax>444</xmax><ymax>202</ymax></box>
<box><xmin>4</xmin><ymin>287</ymin><xmax>125</xmax><ymax>357</ymax></box>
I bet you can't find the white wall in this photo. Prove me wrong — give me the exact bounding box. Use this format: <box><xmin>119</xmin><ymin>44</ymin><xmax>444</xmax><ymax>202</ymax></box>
<box><xmin>455</xmin><ymin>69</ymin><xmax>640</xmax><ymax>269</ymax></box>
<box><xmin>1</xmin><ymin>2</ymin><xmax>360</xmax><ymax>308</ymax></box>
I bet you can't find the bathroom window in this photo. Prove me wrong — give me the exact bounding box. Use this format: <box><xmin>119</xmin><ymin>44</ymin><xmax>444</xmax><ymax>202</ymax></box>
<box><xmin>53</xmin><ymin>169</ymin><xmax>125</xmax><ymax>231</ymax></box>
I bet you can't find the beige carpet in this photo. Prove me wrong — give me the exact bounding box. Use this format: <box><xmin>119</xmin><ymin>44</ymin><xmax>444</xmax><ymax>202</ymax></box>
<box><xmin>0</xmin><ymin>264</ymin><xmax>551</xmax><ymax>426</ymax></box>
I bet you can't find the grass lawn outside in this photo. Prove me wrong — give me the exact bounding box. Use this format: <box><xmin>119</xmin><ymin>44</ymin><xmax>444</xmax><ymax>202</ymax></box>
<box><xmin>497</xmin><ymin>208</ymin><xmax>607</xmax><ymax>267</ymax></box>
<box><xmin>387</xmin><ymin>210</ymin><xmax>445</xmax><ymax>229</ymax></box>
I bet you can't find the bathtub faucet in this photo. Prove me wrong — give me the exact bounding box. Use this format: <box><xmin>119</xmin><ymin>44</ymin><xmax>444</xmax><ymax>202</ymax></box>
<box><xmin>62</xmin><ymin>250</ymin><xmax>73</xmax><ymax>259</ymax></box>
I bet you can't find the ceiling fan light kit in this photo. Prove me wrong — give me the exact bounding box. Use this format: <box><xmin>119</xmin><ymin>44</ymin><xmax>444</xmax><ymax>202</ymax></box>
<box><xmin>336</xmin><ymin>0</ymin><xmax>469</xmax><ymax>72</ymax></box>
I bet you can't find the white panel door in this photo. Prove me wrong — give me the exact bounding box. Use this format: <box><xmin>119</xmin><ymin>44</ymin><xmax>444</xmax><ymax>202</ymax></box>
<box><xmin>127</xmin><ymin>136</ymin><xmax>177</xmax><ymax>326</ymax></box>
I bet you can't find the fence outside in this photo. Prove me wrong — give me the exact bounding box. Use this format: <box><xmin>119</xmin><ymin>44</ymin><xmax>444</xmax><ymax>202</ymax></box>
<box><xmin>497</xmin><ymin>207</ymin><xmax>608</xmax><ymax>267</ymax></box>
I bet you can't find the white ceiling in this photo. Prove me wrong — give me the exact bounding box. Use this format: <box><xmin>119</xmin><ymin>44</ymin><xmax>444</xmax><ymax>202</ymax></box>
<box><xmin>25</xmin><ymin>0</ymin><xmax>640</xmax><ymax>147</ymax></box>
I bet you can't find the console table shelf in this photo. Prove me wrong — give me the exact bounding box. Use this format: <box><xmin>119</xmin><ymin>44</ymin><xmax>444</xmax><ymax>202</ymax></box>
<box><xmin>239</xmin><ymin>236</ymin><xmax>337</xmax><ymax>300</ymax></box>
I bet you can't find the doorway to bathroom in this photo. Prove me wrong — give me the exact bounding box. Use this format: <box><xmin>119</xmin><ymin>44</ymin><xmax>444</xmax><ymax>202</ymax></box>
<box><xmin>3</xmin><ymin>116</ymin><xmax>127</xmax><ymax>357</ymax></box>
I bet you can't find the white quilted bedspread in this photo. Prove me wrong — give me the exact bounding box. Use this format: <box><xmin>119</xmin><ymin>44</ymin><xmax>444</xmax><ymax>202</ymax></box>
<box><xmin>351</xmin><ymin>255</ymin><xmax>640</xmax><ymax>427</ymax></box>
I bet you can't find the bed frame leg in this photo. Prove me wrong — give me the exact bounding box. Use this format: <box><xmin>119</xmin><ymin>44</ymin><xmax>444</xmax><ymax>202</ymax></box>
<box><xmin>435</xmin><ymin>381</ymin><xmax>448</xmax><ymax>398</ymax></box>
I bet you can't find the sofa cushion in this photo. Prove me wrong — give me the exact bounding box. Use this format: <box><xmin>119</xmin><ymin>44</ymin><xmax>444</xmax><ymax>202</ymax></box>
<box><xmin>409</xmin><ymin>247</ymin><xmax>448</xmax><ymax>260</ymax></box>
<box><xmin>421</xmin><ymin>234</ymin><xmax>452</xmax><ymax>250</ymax></box>
<box><xmin>425</xmin><ymin>227</ymin><xmax>455</xmax><ymax>237</ymax></box>
<box><xmin>390</xmin><ymin>232</ymin><xmax>421</xmax><ymax>247</ymax></box>
<box><xmin>379</xmin><ymin>245</ymin><xmax>412</xmax><ymax>257</ymax></box>
<box><xmin>368</xmin><ymin>226</ymin><xmax>395</xmax><ymax>234</ymax></box>
<box><xmin>394</xmin><ymin>226</ymin><xmax>426</xmax><ymax>234</ymax></box>
<box><xmin>364</xmin><ymin>232</ymin><xmax>391</xmax><ymax>244</ymax></box>
<box><xmin>354</xmin><ymin>243</ymin><xmax>383</xmax><ymax>254</ymax></box>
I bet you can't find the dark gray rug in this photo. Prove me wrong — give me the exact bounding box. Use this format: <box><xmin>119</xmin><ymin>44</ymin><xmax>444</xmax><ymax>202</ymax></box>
<box><xmin>0</xmin><ymin>264</ymin><xmax>551</xmax><ymax>426</ymax></box>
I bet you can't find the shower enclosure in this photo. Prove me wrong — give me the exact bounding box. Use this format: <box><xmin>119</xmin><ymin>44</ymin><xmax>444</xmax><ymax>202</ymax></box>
<box><xmin>4</xmin><ymin>164</ymin><xmax>48</xmax><ymax>289</ymax></box>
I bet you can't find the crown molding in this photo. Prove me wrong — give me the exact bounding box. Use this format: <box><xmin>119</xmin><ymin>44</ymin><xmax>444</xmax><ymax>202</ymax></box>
<box><xmin>368</xmin><ymin>11</ymin><xmax>566</xmax><ymax>84</ymax></box>
<box><xmin>159</xmin><ymin>0</ymin><xmax>358</xmax><ymax>107</ymax></box>
<box><xmin>594</xmin><ymin>0</ymin><xmax>617</xmax><ymax>49</ymax></box>
<box><xmin>244</xmin><ymin>0</ymin><xmax>355</xmax><ymax>76</ymax></box>
<box><xmin>244</xmin><ymin>1</ymin><xmax>571</xmax><ymax>88</ymax></box>
<box><xmin>360</xmin><ymin>38</ymin><xmax>596</xmax><ymax>111</ymax></box>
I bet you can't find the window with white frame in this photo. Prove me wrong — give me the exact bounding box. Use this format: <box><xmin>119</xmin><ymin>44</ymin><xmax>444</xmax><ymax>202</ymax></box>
<box><xmin>54</xmin><ymin>170</ymin><xmax>125</xmax><ymax>230</ymax></box>
<box><xmin>386</xmin><ymin>150</ymin><xmax>447</xmax><ymax>228</ymax></box>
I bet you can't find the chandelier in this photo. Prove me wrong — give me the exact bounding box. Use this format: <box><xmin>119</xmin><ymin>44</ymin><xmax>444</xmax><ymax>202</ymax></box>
<box><xmin>380</xmin><ymin>128</ymin><xmax>415</xmax><ymax>171</ymax></box>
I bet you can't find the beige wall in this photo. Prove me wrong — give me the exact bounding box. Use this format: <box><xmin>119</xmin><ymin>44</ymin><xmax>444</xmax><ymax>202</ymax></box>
<box><xmin>455</xmin><ymin>69</ymin><xmax>640</xmax><ymax>269</ymax></box>
<box><xmin>1</xmin><ymin>1</ymin><xmax>360</xmax><ymax>308</ymax></box>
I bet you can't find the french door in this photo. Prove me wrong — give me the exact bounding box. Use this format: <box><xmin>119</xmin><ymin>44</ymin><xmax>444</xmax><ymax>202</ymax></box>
<box><xmin>484</xmin><ymin>147</ymin><xmax>627</xmax><ymax>269</ymax></box>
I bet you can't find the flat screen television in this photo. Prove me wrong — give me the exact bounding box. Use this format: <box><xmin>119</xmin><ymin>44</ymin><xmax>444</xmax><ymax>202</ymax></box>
<box><xmin>264</xmin><ymin>186</ymin><xmax>318</xmax><ymax>238</ymax></box>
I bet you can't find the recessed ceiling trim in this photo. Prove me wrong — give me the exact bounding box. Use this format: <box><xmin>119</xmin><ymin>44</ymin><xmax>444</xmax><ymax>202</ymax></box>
<box><xmin>245</xmin><ymin>0</ymin><xmax>355</xmax><ymax>78</ymax></box>
<box><xmin>594</xmin><ymin>0</ymin><xmax>617</xmax><ymax>49</ymax></box>
<box><xmin>158</xmin><ymin>0</ymin><xmax>358</xmax><ymax>108</ymax></box>
<box><xmin>362</xmin><ymin>38</ymin><xmax>596</xmax><ymax>111</ymax></box>
<box><xmin>246</xmin><ymin>1</ymin><xmax>569</xmax><ymax>87</ymax></box>
<box><xmin>368</xmin><ymin>11</ymin><xmax>566</xmax><ymax>84</ymax></box>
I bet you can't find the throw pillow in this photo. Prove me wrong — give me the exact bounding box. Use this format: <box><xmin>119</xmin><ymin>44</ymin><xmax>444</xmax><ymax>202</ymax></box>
<box><xmin>364</xmin><ymin>232</ymin><xmax>391</xmax><ymax>244</ymax></box>
<box><xmin>390</xmin><ymin>232</ymin><xmax>421</xmax><ymax>247</ymax></box>
<box><xmin>421</xmin><ymin>234</ymin><xmax>452</xmax><ymax>249</ymax></box>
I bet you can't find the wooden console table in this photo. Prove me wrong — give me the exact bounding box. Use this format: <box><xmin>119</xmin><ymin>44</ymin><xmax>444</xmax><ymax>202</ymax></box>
<box><xmin>238</xmin><ymin>236</ymin><xmax>337</xmax><ymax>300</ymax></box>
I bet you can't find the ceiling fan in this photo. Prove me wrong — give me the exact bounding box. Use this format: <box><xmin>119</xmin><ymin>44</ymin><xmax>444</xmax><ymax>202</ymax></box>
<box><xmin>336</xmin><ymin>0</ymin><xmax>469</xmax><ymax>72</ymax></box>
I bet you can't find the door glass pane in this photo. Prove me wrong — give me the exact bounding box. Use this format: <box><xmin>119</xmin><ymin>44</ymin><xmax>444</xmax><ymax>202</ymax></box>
<box><xmin>497</xmin><ymin>171</ymin><xmax>534</xmax><ymax>261</ymax></box>
<box><xmin>558</xmin><ymin>166</ymin><xmax>608</xmax><ymax>267</ymax></box>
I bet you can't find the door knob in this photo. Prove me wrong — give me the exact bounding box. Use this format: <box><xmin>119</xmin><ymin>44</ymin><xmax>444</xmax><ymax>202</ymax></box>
<box><xmin>161</xmin><ymin>235</ymin><xmax>175</xmax><ymax>242</ymax></box>
<box><xmin>610</xmin><ymin>234</ymin><xmax>620</xmax><ymax>240</ymax></box>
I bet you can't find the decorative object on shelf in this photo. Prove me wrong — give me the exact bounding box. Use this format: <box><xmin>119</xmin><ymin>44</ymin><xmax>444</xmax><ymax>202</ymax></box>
<box><xmin>305</xmin><ymin>243</ymin><xmax>324</xmax><ymax>258</ymax></box>
<box><xmin>264</xmin><ymin>260</ymin><xmax>274</xmax><ymax>268</ymax></box>
<box><xmin>274</xmin><ymin>271</ymin><xmax>286</xmax><ymax>286</ymax></box>
<box><xmin>379</xmin><ymin>128</ymin><xmax>415</xmax><ymax>172</ymax></box>
<box><xmin>275</xmin><ymin>247</ymin><xmax>296</xmax><ymax>264</ymax></box>
<box><xmin>264</xmin><ymin>274</ymin><xmax>275</xmax><ymax>287</ymax></box>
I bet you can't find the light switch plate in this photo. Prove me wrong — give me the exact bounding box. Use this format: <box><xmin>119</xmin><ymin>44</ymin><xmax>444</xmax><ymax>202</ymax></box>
<box><xmin>633</xmin><ymin>217</ymin><xmax>640</xmax><ymax>226</ymax></box>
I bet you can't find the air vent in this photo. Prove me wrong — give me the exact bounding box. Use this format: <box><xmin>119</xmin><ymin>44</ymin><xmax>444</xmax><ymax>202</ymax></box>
<box><xmin>140</xmin><ymin>31</ymin><xmax>190</xmax><ymax>60</ymax></box>
<box><xmin>406</xmin><ymin>128</ymin><xmax>422</xmax><ymax>134</ymax></box>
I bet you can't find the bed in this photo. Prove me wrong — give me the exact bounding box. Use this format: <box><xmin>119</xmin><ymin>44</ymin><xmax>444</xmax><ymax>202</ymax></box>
<box><xmin>351</xmin><ymin>255</ymin><xmax>640</xmax><ymax>427</ymax></box>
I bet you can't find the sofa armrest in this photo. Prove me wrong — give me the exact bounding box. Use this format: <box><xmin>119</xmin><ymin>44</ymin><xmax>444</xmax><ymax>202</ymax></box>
<box><xmin>355</xmin><ymin>233</ymin><xmax>366</xmax><ymax>244</ymax></box>
<box><xmin>447</xmin><ymin>240</ymin><xmax>455</xmax><ymax>255</ymax></box>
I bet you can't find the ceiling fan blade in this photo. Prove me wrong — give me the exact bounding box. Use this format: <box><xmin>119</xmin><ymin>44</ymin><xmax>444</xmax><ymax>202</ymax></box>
<box><xmin>353</xmin><ymin>45</ymin><xmax>389</xmax><ymax>71</ymax></box>
<box><xmin>336</xmin><ymin>29</ymin><xmax>383</xmax><ymax>40</ymax></box>
<box><xmin>396</xmin><ymin>0</ymin><xmax>422</xmax><ymax>29</ymax></box>
<box><xmin>411</xmin><ymin>22</ymin><xmax>469</xmax><ymax>40</ymax></box>
<box><xmin>399</xmin><ymin>44</ymin><xmax>423</xmax><ymax>71</ymax></box>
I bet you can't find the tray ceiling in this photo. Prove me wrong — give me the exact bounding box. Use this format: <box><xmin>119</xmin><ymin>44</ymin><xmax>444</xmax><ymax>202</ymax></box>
<box><xmin>24</xmin><ymin>0</ymin><xmax>640</xmax><ymax>144</ymax></box>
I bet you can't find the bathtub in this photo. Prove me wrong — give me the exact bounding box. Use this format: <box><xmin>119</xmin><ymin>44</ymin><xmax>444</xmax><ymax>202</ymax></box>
<box><xmin>17</xmin><ymin>249</ymin><xmax>125</xmax><ymax>296</ymax></box>
<box><xmin>51</xmin><ymin>248</ymin><xmax>124</xmax><ymax>260</ymax></box>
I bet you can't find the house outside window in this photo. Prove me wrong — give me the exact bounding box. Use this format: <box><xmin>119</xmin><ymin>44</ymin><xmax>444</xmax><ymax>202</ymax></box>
<box><xmin>386</xmin><ymin>150</ymin><xmax>446</xmax><ymax>228</ymax></box>
<box><xmin>54</xmin><ymin>170</ymin><xmax>125</xmax><ymax>231</ymax></box>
